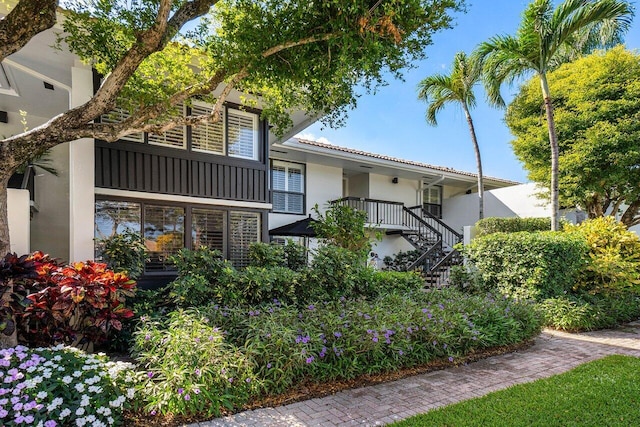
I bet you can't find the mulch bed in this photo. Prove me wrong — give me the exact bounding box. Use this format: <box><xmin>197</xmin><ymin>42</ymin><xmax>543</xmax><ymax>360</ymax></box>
<box><xmin>124</xmin><ymin>339</ymin><xmax>535</xmax><ymax>426</ymax></box>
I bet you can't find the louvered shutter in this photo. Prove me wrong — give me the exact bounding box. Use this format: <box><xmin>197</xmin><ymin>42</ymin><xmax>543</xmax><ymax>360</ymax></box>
<box><xmin>228</xmin><ymin>109</ymin><xmax>258</xmax><ymax>160</ymax></box>
<box><xmin>272</xmin><ymin>165</ymin><xmax>286</xmax><ymax>212</ymax></box>
<box><xmin>100</xmin><ymin>108</ymin><xmax>144</xmax><ymax>143</ymax></box>
<box><xmin>191</xmin><ymin>102</ymin><xmax>225</xmax><ymax>154</ymax></box>
<box><xmin>148</xmin><ymin>105</ymin><xmax>186</xmax><ymax>149</ymax></box>
<box><xmin>287</xmin><ymin>166</ymin><xmax>303</xmax><ymax>213</ymax></box>
<box><xmin>192</xmin><ymin>208</ymin><xmax>225</xmax><ymax>252</ymax></box>
<box><xmin>228</xmin><ymin>211</ymin><xmax>260</xmax><ymax>268</ymax></box>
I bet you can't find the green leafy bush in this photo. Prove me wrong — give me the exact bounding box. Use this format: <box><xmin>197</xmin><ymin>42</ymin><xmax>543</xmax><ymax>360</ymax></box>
<box><xmin>248</xmin><ymin>242</ymin><xmax>285</xmax><ymax>268</ymax></box>
<box><xmin>312</xmin><ymin>204</ymin><xmax>371</xmax><ymax>255</ymax></box>
<box><xmin>236</xmin><ymin>266</ymin><xmax>301</xmax><ymax>305</ymax></box>
<box><xmin>305</xmin><ymin>245</ymin><xmax>365</xmax><ymax>300</ymax></box>
<box><xmin>355</xmin><ymin>269</ymin><xmax>425</xmax><ymax>298</ymax></box>
<box><xmin>539</xmin><ymin>293</ymin><xmax>640</xmax><ymax>332</ymax></box>
<box><xmin>96</xmin><ymin>230</ymin><xmax>148</xmax><ymax>279</ymax></box>
<box><xmin>283</xmin><ymin>240</ymin><xmax>308</xmax><ymax>271</ymax></box>
<box><xmin>133</xmin><ymin>310</ymin><xmax>257</xmax><ymax>417</ymax></box>
<box><xmin>565</xmin><ymin>216</ymin><xmax>640</xmax><ymax>295</ymax></box>
<box><xmin>1</xmin><ymin>344</ymin><xmax>139</xmax><ymax>426</ymax></box>
<box><xmin>382</xmin><ymin>249</ymin><xmax>422</xmax><ymax>271</ymax></box>
<box><xmin>167</xmin><ymin>247</ymin><xmax>236</xmax><ymax>307</ymax></box>
<box><xmin>464</xmin><ymin>232</ymin><xmax>588</xmax><ymax>300</ymax></box>
<box><xmin>475</xmin><ymin>217</ymin><xmax>552</xmax><ymax>236</ymax></box>
<box><xmin>449</xmin><ymin>265</ymin><xmax>488</xmax><ymax>294</ymax></box>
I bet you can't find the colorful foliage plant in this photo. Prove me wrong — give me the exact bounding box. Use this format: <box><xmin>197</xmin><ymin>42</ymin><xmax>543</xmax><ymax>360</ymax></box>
<box><xmin>1</xmin><ymin>251</ymin><xmax>136</xmax><ymax>347</ymax></box>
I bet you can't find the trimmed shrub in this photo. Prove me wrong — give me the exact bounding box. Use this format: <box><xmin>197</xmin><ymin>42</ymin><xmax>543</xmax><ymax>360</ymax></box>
<box><xmin>475</xmin><ymin>217</ymin><xmax>552</xmax><ymax>236</ymax></box>
<box><xmin>464</xmin><ymin>232</ymin><xmax>588</xmax><ymax>300</ymax></box>
<box><xmin>283</xmin><ymin>240</ymin><xmax>308</xmax><ymax>272</ymax></box>
<box><xmin>356</xmin><ymin>270</ymin><xmax>425</xmax><ymax>298</ymax></box>
<box><xmin>565</xmin><ymin>216</ymin><xmax>640</xmax><ymax>295</ymax></box>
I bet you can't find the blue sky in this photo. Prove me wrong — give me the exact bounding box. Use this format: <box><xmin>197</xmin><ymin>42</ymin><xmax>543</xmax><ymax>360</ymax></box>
<box><xmin>300</xmin><ymin>0</ymin><xmax>640</xmax><ymax>183</ymax></box>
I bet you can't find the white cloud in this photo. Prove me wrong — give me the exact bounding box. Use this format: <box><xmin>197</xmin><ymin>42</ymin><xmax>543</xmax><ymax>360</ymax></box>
<box><xmin>294</xmin><ymin>132</ymin><xmax>334</xmax><ymax>145</ymax></box>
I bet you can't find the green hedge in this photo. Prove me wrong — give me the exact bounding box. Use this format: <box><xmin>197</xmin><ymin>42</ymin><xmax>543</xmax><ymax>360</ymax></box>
<box><xmin>475</xmin><ymin>217</ymin><xmax>552</xmax><ymax>236</ymax></box>
<box><xmin>464</xmin><ymin>232</ymin><xmax>588</xmax><ymax>300</ymax></box>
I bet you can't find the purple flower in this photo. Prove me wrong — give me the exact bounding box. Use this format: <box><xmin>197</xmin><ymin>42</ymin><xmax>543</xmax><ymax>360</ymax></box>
<box><xmin>333</xmin><ymin>332</ymin><xmax>342</xmax><ymax>338</ymax></box>
<box><xmin>246</xmin><ymin>378</ymin><xmax>251</xmax><ymax>383</ymax></box>
<box><xmin>372</xmin><ymin>336</ymin><xmax>379</xmax><ymax>343</ymax></box>
<box><xmin>0</xmin><ymin>408</ymin><xmax>7</xmax><ymax>418</ymax></box>
<box><xmin>144</xmin><ymin>334</ymin><xmax>150</xmax><ymax>341</ymax></box>
<box><xmin>45</xmin><ymin>421</ymin><xmax>57</xmax><ymax>427</ymax></box>
<box><xmin>228</xmin><ymin>378</ymin><xmax>234</xmax><ymax>383</ymax></box>
<box><xmin>178</xmin><ymin>388</ymin><xmax>184</xmax><ymax>395</ymax></box>
<box><xmin>306</xmin><ymin>356</ymin><xmax>315</xmax><ymax>364</ymax></box>
<box><xmin>308</xmin><ymin>305</ymin><xmax>315</xmax><ymax>310</ymax></box>
<box><xmin>147</xmin><ymin>371</ymin><xmax>154</xmax><ymax>379</ymax></box>
<box><xmin>266</xmin><ymin>363</ymin><xmax>272</xmax><ymax>369</ymax></box>
<box><xmin>427</xmin><ymin>313</ymin><xmax>433</xmax><ymax>319</ymax></box>
<box><xmin>398</xmin><ymin>350</ymin><xmax>404</xmax><ymax>356</ymax></box>
<box><xmin>421</xmin><ymin>308</ymin><xmax>428</xmax><ymax>313</ymax></box>
<box><xmin>150</xmin><ymin>410</ymin><xmax>157</xmax><ymax>416</ymax></box>
<box><xmin>193</xmin><ymin>388</ymin><xmax>201</xmax><ymax>395</ymax></box>
<box><xmin>449</xmin><ymin>357</ymin><xmax>454</xmax><ymax>362</ymax></box>
<box><xmin>184</xmin><ymin>394</ymin><xmax>191</xmax><ymax>401</ymax></box>
<box><xmin>195</xmin><ymin>369</ymin><xmax>201</xmax><ymax>376</ymax></box>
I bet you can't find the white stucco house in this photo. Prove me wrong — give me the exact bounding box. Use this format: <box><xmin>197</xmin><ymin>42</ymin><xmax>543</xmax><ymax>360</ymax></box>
<box><xmin>2</xmin><ymin>3</ymin><xmax>554</xmax><ymax>286</ymax></box>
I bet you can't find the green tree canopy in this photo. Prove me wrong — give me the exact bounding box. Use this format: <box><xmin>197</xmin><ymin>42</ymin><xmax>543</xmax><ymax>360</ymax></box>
<box><xmin>0</xmin><ymin>0</ymin><xmax>464</xmax><ymax>256</ymax></box>
<box><xmin>506</xmin><ymin>46</ymin><xmax>640</xmax><ymax>227</ymax></box>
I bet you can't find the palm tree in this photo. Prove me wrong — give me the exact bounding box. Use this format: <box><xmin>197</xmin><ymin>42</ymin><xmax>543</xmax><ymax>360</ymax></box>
<box><xmin>418</xmin><ymin>52</ymin><xmax>485</xmax><ymax>220</ymax></box>
<box><xmin>476</xmin><ymin>0</ymin><xmax>633</xmax><ymax>231</ymax></box>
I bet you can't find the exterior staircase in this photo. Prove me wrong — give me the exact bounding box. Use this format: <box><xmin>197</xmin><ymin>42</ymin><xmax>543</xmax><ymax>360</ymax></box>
<box><xmin>333</xmin><ymin>198</ymin><xmax>463</xmax><ymax>286</ymax></box>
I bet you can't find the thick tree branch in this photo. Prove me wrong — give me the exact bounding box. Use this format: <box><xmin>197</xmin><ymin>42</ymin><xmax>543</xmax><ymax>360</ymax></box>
<box><xmin>0</xmin><ymin>0</ymin><xmax>58</xmax><ymax>62</ymax></box>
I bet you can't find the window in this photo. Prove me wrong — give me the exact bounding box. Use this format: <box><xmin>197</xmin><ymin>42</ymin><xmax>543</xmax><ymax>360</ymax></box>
<box><xmin>94</xmin><ymin>200</ymin><xmax>141</xmax><ymax>259</ymax></box>
<box><xmin>95</xmin><ymin>200</ymin><xmax>262</xmax><ymax>272</ymax></box>
<box><xmin>191</xmin><ymin>102</ymin><xmax>225</xmax><ymax>155</ymax></box>
<box><xmin>271</xmin><ymin>161</ymin><xmax>305</xmax><ymax>214</ymax></box>
<box><xmin>423</xmin><ymin>186</ymin><xmax>442</xmax><ymax>218</ymax></box>
<box><xmin>144</xmin><ymin>205</ymin><xmax>185</xmax><ymax>272</ymax></box>
<box><xmin>228</xmin><ymin>109</ymin><xmax>259</xmax><ymax>160</ymax></box>
<box><xmin>147</xmin><ymin>105</ymin><xmax>186</xmax><ymax>149</ymax></box>
<box><xmin>229</xmin><ymin>211</ymin><xmax>260</xmax><ymax>268</ymax></box>
<box><xmin>100</xmin><ymin>108</ymin><xmax>144</xmax><ymax>143</ymax></box>
<box><xmin>192</xmin><ymin>208</ymin><xmax>225</xmax><ymax>252</ymax></box>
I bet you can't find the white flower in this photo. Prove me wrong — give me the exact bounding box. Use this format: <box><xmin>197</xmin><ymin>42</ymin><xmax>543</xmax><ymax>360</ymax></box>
<box><xmin>53</xmin><ymin>355</ymin><xmax>62</xmax><ymax>361</ymax></box>
<box><xmin>75</xmin><ymin>383</ymin><xmax>85</xmax><ymax>392</ymax></box>
<box><xmin>75</xmin><ymin>417</ymin><xmax>87</xmax><ymax>427</ymax></box>
<box><xmin>62</xmin><ymin>376</ymin><xmax>73</xmax><ymax>384</ymax></box>
<box><xmin>88</xmin><ymin>386</ymin><xmax>103</xmax><ymax>394</ymax></box>
<box><xmin>59</xmin><ymin>408</ymin><xmax>71</xmax><ymax>419</ymax></box>
<box><xmin>73</xmin><ymin>371</ymin><xmax>82</xmax><ymax>378</ymax></box>
<box><xmin>86</xmin><ymin>415</ymin><xmax>96</xmax><ymax>422</ymax></box>
<box><xmin>76</xmin><ymin>407</ymin><xmax>85</xmax><ymax>416</ymax></box>
<box><xmin>80</xmin><ymin>395</ymin><xmax>90</xmax><ymax>407</ymax></box>
<box><xmin>47</xmin><ymin>397</ymin><xmax>63</xmax><ymax>411</ymax></box>
<box><xmin>126</xmin><ymin>388</ymin><xmax>135</xmax><ymax>399</ymax></box>
<box><xmin>107</xmin><ymin>417</ymin><xmax>114</xmax><ymax>425</ymax></box>
<box><xmin>36</xmin><ymin>391</ymin><xmax>47</xmax><ymax>399</ymax></box>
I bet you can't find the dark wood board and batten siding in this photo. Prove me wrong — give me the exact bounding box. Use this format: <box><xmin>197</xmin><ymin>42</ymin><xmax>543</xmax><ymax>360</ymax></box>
<box><xmin>95</xmin><ymin>141</ymin><xmax>268</xmax><ymax>203</ymax></box>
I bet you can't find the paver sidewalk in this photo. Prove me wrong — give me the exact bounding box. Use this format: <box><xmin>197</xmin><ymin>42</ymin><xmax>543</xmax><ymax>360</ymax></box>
<box><xmin>193</xmin><ymin>321</ymin><xmax>640</xmax><ymax>427</ymax></box>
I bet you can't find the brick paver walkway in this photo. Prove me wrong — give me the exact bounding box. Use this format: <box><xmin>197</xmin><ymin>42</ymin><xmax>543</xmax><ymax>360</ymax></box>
<box><xmin>192</xmin><ymin>321</ymin><xmax>640</xmax><ymax>426</ymax></box>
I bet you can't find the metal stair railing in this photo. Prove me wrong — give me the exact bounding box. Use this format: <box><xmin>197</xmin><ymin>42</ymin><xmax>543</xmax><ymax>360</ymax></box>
<box><xmin>409</xmin><ymin>206</ymin><xmax>463</xmax><ymax>250</ymax></box>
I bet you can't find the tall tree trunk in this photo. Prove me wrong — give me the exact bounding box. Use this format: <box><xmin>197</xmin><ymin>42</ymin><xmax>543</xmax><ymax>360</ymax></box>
<box><xmin>0</xmin><ymin>174</ymin><xmax>17</xmax><ymax>349</ymax></box>
<box><xmin>463</xmin><ymin>103</ymin><xmax>484</xmax><ymax>220</ymax></box>
<box><xmin>620</xmin><ymin>200</ymin><xmax>640</xmax><ymax>228</ymax></box>
<box><xmin>540</xmin><ymin>73</ymin><xmax>560</xmax><ymax>231</ymax></box>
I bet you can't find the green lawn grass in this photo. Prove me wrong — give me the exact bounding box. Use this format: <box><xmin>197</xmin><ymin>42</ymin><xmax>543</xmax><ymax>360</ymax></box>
<box><xmin>393</xmin><ymin>355</ymin><xmax>640</xmax><ymax>427</ymax></box>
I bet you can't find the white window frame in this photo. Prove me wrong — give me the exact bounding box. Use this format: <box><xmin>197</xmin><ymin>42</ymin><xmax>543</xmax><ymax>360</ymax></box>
<box><xmin>190</xmin><ymin>101</ymin><xmax>226</xmax><ymax>155</ymax></box>
<box><xmin>227</xmin><ymin>108</ymin><xmax>259</xmax><ymax>161</ymax></box>
<box><xmin>271</xmin><ymin>160</ymin><xmax>305</xmax><ymax>214</ymax></box>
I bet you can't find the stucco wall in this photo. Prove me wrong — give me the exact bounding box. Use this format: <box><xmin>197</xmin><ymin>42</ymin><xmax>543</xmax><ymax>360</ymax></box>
<box><xmin>8</xmin><ymin>189</ymin><xmax>30</xmax><ymax>255</ymax></box>
<box><xmin>369</xmin><ymin>174</ymin><xmax>419</xmax><ymax>206</ymax></box>
<box><xmin>347</xmin><ymin>173</ymin><xmax>369</xmax><ymax>199</ymax></box>
<box><xmin>442</xmin><ymin>182</ymin><xmax>550</xmax><ymax>232</ymax></box>
<box><xmin>269</xmin><ymin>162</ymin><xmax>343</xmax><ymax>230</ymax></box>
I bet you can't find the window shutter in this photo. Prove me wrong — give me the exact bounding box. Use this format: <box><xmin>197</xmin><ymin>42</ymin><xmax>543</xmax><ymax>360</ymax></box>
<box><xmin>192</xmin><ymin>208</ymin><xmax>225</xmax><ymax>252</ymax></box>
<box><xmin>100</xmin><ymin>108</ymin><xmax>144</xmax><ymax>143</ymax></box>
<box><xmin>148</xmin><ymin>105</ymin><xmax>186</xmax><ymax>149</ymax></box>
<box><xmin>228</xmin><ymin>109</ymin><xmax>258</xmax><ymax>160</ymax></box>
<box><xmin>229</xmin><ymin>211</ymin><xmax>260</xmax><ymax>268</ymax></box>
<box><xmin>191</xmin><ymin>103</ymin><xmax>225</xmax><ymax>154</ymax></box>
